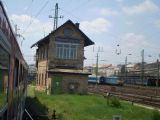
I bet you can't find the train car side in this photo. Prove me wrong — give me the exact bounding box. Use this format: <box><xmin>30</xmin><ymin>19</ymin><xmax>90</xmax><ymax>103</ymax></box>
<box><xmin>88</xmin><ymin>76</ymin><xmax>123</xmax><ymax>86</ymax></box>
<box><xmin>104</xmin><ymin>76</ymin><xmax>124</xmax><ymax>86</ymax></box>
<box><xmin>0</xmin><ymin>1</ymin><xmax>28</xmax><ymax>120</ymax></box>
<box><xmin>88</xmin><ymin>75</ymin><xmax>105</xmax><ymax>84</ymax></box>
<box><xmin>125</xmin><ymin>76</ymin><xmax>154</xmax><ymax>86</ymax></box>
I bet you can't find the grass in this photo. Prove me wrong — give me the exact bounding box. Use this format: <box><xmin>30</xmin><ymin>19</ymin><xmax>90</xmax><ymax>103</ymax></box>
<box><xmin>27</xmin><ymin>85</ymin><xmax>160</xmax><ymax>120</ymax></box>
<box><xmin>0</xmin><ymin>92</ymin><xmax>6</xmax><ymax>109</ymax></box>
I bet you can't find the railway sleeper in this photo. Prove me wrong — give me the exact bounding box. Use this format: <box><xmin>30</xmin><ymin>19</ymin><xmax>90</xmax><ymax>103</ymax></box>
<box><xmin>142</xmin><ymin>101</ymin><xmax>160</xmax><ymax>107</ymax></box>
<box><xmin>120</xmin><ymin>94</ymin><xmax>160</xmax><ymax>103</ymax></box>
<box><xmin>111</xmin><ymin>94</ymin><xmax>160</xmax><ymax>108</ymax></box>
<box><xmin>108</xmin><ymin>92</ymin><xmax>160</xmax><ymax>102</ymax></box>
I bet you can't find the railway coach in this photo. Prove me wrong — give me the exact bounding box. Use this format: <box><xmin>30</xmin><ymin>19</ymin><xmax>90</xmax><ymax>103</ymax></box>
<box><xmin>88</xmin><ymin>75</ymin><xmax>105</xmax><ymax>84</ymax></box>
<box><xmin>88</xmin><ymin>75</ymin><xmax>124</xmax><ymax>86</ymax></box>
<box><xmin>0</xmin><ymin>1</ymin><xmax>28</xmax><ymax>120</ymax></box>
<box><xmin>105</xmin><ymin>76</ymin><xmax>124</xmax><ymax>86</ymax></box>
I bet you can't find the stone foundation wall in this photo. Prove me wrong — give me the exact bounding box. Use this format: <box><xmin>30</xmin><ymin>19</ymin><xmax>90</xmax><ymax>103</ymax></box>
<box><xmin>48</xmin><ymin>73</ymin><xmax>88</xmax><ymax>94</ymax></box>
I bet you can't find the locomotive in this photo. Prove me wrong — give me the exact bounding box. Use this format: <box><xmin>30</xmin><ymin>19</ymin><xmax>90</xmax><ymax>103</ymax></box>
<box><xmin>0</xmin><ymin>1</ymin><xmax>28</xmax><ymax>120</ymax></box>
<box><xmin>88</xmin><ymin>75</ymin><xmax>124</xmax><ymax>86</ymax></box>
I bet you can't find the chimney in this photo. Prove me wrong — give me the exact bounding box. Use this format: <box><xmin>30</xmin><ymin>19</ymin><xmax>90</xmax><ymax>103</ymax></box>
<box><xmin>75</xmin><ymin>23</ymin><xmax>80</xmax><ymax>28</ymax></box>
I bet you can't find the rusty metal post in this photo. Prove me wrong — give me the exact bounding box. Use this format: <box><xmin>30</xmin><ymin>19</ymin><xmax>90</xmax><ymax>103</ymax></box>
<box><xmin>52</xmin><ymin>110</ymin><xmax>56</xmax><ymax>120</ymax></box>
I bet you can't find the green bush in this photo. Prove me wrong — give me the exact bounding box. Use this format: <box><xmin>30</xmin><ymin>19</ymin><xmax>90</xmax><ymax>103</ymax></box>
<box><xmin>31</xmin><ymin>80</ymin><xmax>36</xmax><ymax>85</ymax></box>
<box><xmin>151</xmin><ymin>110</ymin><xmax>160</xmax><ymax>120</ymax></box>
<box><xmin>110</xmin><ymin>96</ymin><xmax>121</xmax><ymax>108</ymax></box>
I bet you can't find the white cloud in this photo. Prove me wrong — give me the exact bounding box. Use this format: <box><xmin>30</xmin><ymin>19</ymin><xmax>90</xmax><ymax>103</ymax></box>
<box><xmin>80</xmin><ymin>18</ymin><xmax>112</xmax><ymax>34</ymax></box>
<box><xmin>122</xmin><ymin>33</ymin><xmax>147</xmax><ymax>47</ymax></box>
<box><xmin>120</xmin><ymin>33</ymin><xmax>154</xmax><ymax>55</ymax></box>
<box><xmin>98</xmin><ymin>8</ymin><xmax>119</xmax><ymax>16</ymax></box>
<box><xmin>118</xmin><ymin>32</ymin><xmax>160</xmax><ymax>63</ymax></box>
<box><xmin>122</xmin><ymin>0</ymin><xmax>159</xmax><ymax>15</ymax></box>
<box><xmin>120</xmin><ymin>33</ymin><xmax>146</xmax><ymax>53</ymax></box>
<box><xmin>10</xmin><ymin>14</ymin><xmax>52</xmax><ymax>38</ymax></box>
<box><xmin>10</xmin><ymin>14</ymin><xmax>53</xmax><ymax>63</ymax></box>
<box><xmin>11</xmin><ymin>14</ymin><xmax>38</xmax><ymax>24</ymax></box>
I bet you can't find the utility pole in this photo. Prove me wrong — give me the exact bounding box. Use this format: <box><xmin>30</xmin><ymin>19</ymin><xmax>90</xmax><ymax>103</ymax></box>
<box><xmin>54</xmin><ymin>3</ymin><xmax>58</xmax><ymax>30</ymax></box>
<box><xmin>49</xmin><ymin>3</ymin><xmax>63</xmax><ymax>30</ymax></box>
<box><xmin>125</xmin><ymin>56</ymin><xmax>127</xmax><ymax>83</ymax></box>
<box><xmin>141</xmin><ymin>49</ymin><xmax>144</xmax><ymax>85</ymax></box>
<box><xmin>124</xmin><ymin>54</ymin><xmax>131</xmax><ymax>83</ymax></box>
<box><xmin>94</xmin><ymin>47</ymin><xmax>103</xmax><ymax>85</ymax></box>
<box><xmin>15</xmin><ymin>25</ymin><xmax>25</xmax><ymax>46</ymax></box>
<box><xmin>157</xmin><ymin>59</ymin><xmax>159</xmax><ymax>87</ymax></box>
<box><xmin>95</xmin><ymin>52</ymin><xmax>99</xmax><ymax>84</ymax></box>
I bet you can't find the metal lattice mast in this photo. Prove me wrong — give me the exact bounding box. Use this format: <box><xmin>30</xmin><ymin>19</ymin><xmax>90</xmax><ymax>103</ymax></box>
<box><xmin>54</xmin><ymin>3</ymin><xmax>58</xmax><ymax>30</ymax></box>
<box><xmin>49</xmin><ymin>3</ymin><xmax>63</xmax><ymax>30</ymax></box>
<box><xmin>141</xmin><ymin>49</ymin><xmax>144</xmax><ymax>85</ymax></box>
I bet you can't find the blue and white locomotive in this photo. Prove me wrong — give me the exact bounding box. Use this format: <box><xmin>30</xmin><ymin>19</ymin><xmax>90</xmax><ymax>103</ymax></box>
<box><xmin>88</xmin><ymin>75</ymin><xmax>124</xmax><ymax>85</ymax></box>
<box><xmin>88</xmin><ymin>75</ymin><xmax>105</xmax><ymax>84</ymax></box>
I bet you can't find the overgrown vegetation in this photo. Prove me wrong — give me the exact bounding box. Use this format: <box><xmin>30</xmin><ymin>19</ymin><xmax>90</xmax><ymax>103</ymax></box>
<box><xmin>30</xmin><ymin>80</ymin><xmax>36</xmax><ymax>86</ymax></box>
<box><xmin>27</xmin><ymin>85</ymin><xmax>160</xmax><ymax>120</ymax></box>
<box><xmin>151</xmin><ymin>110</ymin><xmax>160</xmax><ymax>120</ymax></box>
<box><xmin>0</xmin><ymin>93</ymin><xmax>6</xmax><ymax>109</ymax></box>
<box><xmin>109</xmin><ymin>96</ymin><xmax>121</xmax><ymax>108</ymax></box>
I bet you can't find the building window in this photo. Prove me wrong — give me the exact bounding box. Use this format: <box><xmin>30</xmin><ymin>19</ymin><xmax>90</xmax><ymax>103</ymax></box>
<box><xmin>56</xmin><ymin>43</ymin><xmax>79</xmax><ymax>59</ymax></box>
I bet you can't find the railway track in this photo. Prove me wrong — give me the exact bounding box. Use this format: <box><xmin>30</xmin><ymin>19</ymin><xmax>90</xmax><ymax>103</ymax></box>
<box><xmin>88</xmin><ymin>84</ymin><xmax>160</xmax><ymax>108</ymax></box>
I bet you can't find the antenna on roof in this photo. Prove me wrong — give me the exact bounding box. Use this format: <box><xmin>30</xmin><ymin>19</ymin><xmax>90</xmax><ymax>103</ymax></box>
<box><xmin>49</xmin><ymin>3</ymin><xmax>63</xmax><ymax>30</ymax></box>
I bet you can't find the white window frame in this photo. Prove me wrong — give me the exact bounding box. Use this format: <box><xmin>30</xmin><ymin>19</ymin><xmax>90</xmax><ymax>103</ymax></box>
<box><xmin>56</xmin><ymin>42</ymin><xmax>79</xmax><ymax>60</ymax></box>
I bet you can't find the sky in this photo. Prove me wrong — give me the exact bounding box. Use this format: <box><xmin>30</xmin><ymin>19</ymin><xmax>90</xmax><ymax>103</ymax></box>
<box><xmin>3</xmin><ymin>0</ymin><xmax>160</xmax><ymax>66</ymax></box>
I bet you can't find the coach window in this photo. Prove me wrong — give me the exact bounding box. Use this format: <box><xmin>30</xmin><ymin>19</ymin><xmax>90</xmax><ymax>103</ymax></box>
<box><xmin>14</xmin><ymin>59</ymin><xmax>19</xmax><ymax>88</ymax></box>
<box><xmin>0</xmin><ymin>45</ymin><xmax>9</xmax><ymax>111</ymax></box>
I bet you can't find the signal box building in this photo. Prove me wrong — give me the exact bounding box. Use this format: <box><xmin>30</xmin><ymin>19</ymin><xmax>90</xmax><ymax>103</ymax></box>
<box><xmin>31</xmin><ymin>20</ymin><xmax>94</xmax><ymax>94</ymax></box>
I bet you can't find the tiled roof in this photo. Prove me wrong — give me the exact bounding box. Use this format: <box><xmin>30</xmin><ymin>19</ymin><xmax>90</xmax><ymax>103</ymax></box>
<box><xmin>31</xmin><ymin>20</ymin><xmax>94</xmax><ymax>48</ymax></box>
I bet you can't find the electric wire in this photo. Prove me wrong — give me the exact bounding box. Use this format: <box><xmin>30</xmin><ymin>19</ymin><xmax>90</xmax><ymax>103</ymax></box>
<box><xmin>22</xmin><ymin>0</ymin><xmax>50</xmax><ymax>35</ymax></box>
<box><xmin>23</xmin><ymin>0</ymin><xmax>34</xmax><ymax>15</ymax></box>
<box><xmin>59</xmin><ymin>8</ymin><xmax>83</xmax><ymax>21</ymax></box>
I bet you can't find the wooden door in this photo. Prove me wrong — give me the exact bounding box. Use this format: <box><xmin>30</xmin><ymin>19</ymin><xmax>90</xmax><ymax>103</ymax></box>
<box><xmin>52</xmin><ymin>74</ymin><xmax>62</xmax><ymax>94</ymax></box>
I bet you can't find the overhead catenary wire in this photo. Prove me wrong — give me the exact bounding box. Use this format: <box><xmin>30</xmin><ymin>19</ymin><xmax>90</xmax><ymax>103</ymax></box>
<box><xmin>23</xmin><ymin>0</ymin><xmax>34</xmax><ymax>15</ymax></box>
<box><xmin>56</xmin><ymin>0</ymin><xmax>91</xmax><ymax>22</ymax></box>
<box><xmin>20</xmin><ymin>0</ymin><xmax>159</xmax><ymax>65</ymax></box>
<box><xmin>42</xmin><ymin>1</ymin><xmax>160</xmax><ymax>54</ymax></box>
<box><xmin>59</xmin><ymin>8</ymin><xmax>83</xmax><ymax>21</ymax></box>
<box><xmin>22</xmin><ymin>0</ymin><xmax>50</xmax><ymax>35</ymax></box>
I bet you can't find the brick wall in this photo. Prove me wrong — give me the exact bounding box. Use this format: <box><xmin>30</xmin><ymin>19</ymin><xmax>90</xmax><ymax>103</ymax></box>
<box><xmin>36</xmin><ymin>60</ymin><xmax>48</xmax><ymax>90</ymax></box>
<box><xmin>48</xmin><ymin>73</ymin><xmax>88</xmax><ymax>94</ymax></box>
<box><xmin>62</xmin><ymin>74</ymin><xmax>88</xmax><ymax>94</ymax></box>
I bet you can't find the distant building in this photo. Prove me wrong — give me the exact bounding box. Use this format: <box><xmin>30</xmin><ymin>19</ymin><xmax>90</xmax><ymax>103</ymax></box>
<box><xmin>28</xmin><ymin>64</ymin><xmax>36</xmax><ymax>81</ymax></box>
<box><xmin>84</xmin><ymin>64</ymin><xmax>121</xmax><ymax>77</ymax></box>
<box><xmin>31</xmin><ymin>20</ymin><xmax>94</xmax><ymax>94</ymax></box>
<box><xmin>126</xmin><ymin>64</ymin><xmax>136</xmax><ymax>72</ymax></box>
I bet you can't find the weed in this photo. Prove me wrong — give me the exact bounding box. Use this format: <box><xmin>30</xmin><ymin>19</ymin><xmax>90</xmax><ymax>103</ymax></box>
<box><xmin>151</xmin><ymin>110</ymin><xmax>160</xmax><ymax>120</ymax></box>
<box><xmin>110</xmin><ymin>96</ymin><xmax>121</xmax><ymax>108</ymax></box>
